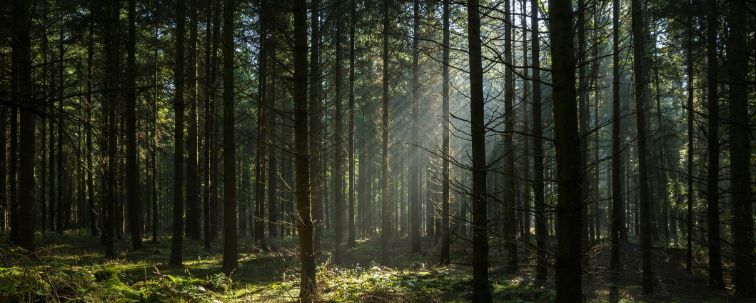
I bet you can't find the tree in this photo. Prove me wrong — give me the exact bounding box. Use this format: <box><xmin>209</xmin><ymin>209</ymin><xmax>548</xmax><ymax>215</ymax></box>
<box><xmin>170</xmin><ymin>0</ymin><xmax>187</xmax><ymax>267</ymax></box>
<box><xmin>221</xmin><ymin>0</ymin><xmax>237</xmax><ymax>276</ymax></box>
<box><xmin>11</xmin><ymin>0</ymin><xmax>35</xmax><ymax>251</ymax></box>
<box><xmin>549</xmin><ymin>0</ymin><xmax>583</xmax><ymax>300</ymax></box>
<box><xmin>380</xmin><ymin>0</ymin><xmax>391</xmax><ymax>266</ymax></box>
<box><xmin>685</xmin><ymin>0</ymin><xmax>694</xmax><ymax>273</ymax></box>
<box><xmin>126</xmin><ymin>0</ymin><xmax>143</xmax><ymax>250</ymax></box>
<box><xmin>439</xmin><ymin>0</ymin><xmax>451</xmax><ymax>266</ymax></box>
<box><xmin>704</xmin><ymin>0</ymin><xmax>724</xmax><ymax>289</ymax></box>
<box><xmin>530</xmin><ymin>0</ymin><xmax>547</xmax><ymax>283</ymax></box>
<box><xmin>726</xmin><ymin>0</ymin><xmax>754</xmax><ymax>297</ymax></box>
<box><xmin>409</xmin><ymin>0</ymin><xmax>421</xmax><ymax>254</ymax></box>
<box><xmin>254</xmin><ymin>0</ymin><xmax>268</xmax><ymax>249</ymax></box>
<box><xmin>293</xmin><ymin>0</ymin><xmax>316</xmax><ymax>300</ymax></box>
<box><xmin>467</xmin><ymin>0</ymin><xmax>491</xmax><ymax>301</ymax></box>
<box><xmin>309</xmin><ymin>0</ymin><xmax>323</xmax><ymax>256</ymax></box>
<box><xmin>203</xmin><ymin>0</ymin><xmax>218</xmax><ymax>249</ymax></box>
<box><xmin>347</xmin><ymin>0</ymin><xmax>357</xmax><ymax>249</ymax></box>
<box><xmin>186</xmin><ymin>0</ymin><xmax>202</xmax><ymax>241</ymax></box>
<box><xmin>503</xmin><ymin>0</ymin><xmax>517</xmax><ymax>270</ymax></box>
<box><xmin>610</xmin><ymin>0</ymin><xmax>623</xmax><ymax>273</ymax></box>
<box><xmin>333</xmin><ymin>1</ymin><xmax>345</xmax><ymax>263</ymax></box>
<box><xmin>631</xmin><ymin>0</ymin><xmax>652</xmax><ymax>293</ymax></box>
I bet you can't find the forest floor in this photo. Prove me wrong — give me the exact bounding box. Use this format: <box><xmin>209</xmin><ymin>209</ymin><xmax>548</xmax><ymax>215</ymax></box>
<box><xmin>0</xmin><ymin>231</ymin><xmax>740</xmax><ymax>302</ymax></box>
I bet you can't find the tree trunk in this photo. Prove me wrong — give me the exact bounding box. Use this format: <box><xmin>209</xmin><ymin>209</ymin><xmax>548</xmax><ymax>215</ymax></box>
<box><xmin>727</xmin><ymin>0</ymin><xmax>754</xmax><ymax>296</ymax></box>
<box><xmin>186</xmin><ymin>0</ymin><xmax>201</xmax><ymax>241</ymax></box>
<box><xmin>11</xmin><ymin>0</ymin><xmax>35</xmax><ymax>250</ymax></box>
<box><xmin>221</xmin><ymin>0</ymin><xmax>238</xmax><ymax>276</ymax></box>
<box><xmin>610</xmin><ymin>0</ymin><xmax>623</xmax><ymax>273</ymax></box>
<box><xmin>503</xmin><ymin>0</ymin><xmax>517</xmax><ymax>270</ymax></box>
<box><xmin>126</xmin><ymin>0</ymin><xmax>143</xmax><ymax>250</ymax></box>
<box><xmin>347</xmin><ymin>0</ymin><xmax>357</xmax><ymax>249</ymax></box>
<box><xmin>467</xmin><ymin>1</ymin><xmax>491</xmax><ymax>301</ymax></box>
<box><xmin>632</xmin><ymin>0</ymin><xmax>653</xmax><ymax>293</ymax></box>
<box><xmin>531</xmin><ymin>0</ymin><xmax>546</xmax><ymax>283</ymax></box>
<box><xmin>170</xmin><ymin>0</ymin><xmax>186</xmax><ymax>266</ymax></box>
<box><xmin>294</xmin><ymin>0</ymin><xmax>316</xmax><ymax>299</ymax></box>
<box><xmin>203</xmin><ymin>0</ymin><xmax>216</xmax><ymax>249</ymax></box>
<box><xmin>704</xmin><ymin>0</ymin><xmax>724</xmax><ymax>289</ymax></box>
<box><xmin>333</xmin><ymin>3</ymin><xmax>345</xmax><ymax>263</ymax></box>
<box><xmin>309</xmin><ymin>0</ymin><xmax>323</xmax><ymax>256</ymax></box>
<box><xmin>407</xmin><ymin>0</ymin><xmax>422</xmax><ymax>254</ymax></box>
<box><xmin>685</xmin><ymin>0</ymin><xmax>694</xmax><ymax>272</ymax></box>
<box><xmin>101</xmin><ymin>0</ymin><xmax>120</xmax><ymax>258</ymax></box>
<box><xmin>254</xmin><ymin>0</ymin><xmax>269</xmax><ymax>249</ymax></box>
<box><xmin>550</xmin><ymin>0</ymin><xmax>583</xmax><ymax>301</ymax></box>
<box><xmin>380</xmin><ymin>0</ymin><xmax>391</xmax><ymax>266</ymax></box>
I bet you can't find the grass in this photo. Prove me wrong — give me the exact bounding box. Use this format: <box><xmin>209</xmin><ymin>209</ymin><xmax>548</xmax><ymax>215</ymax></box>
<box><xmin>0</xmin><ymin>231</ymin><xmax>734</xmax><ymax>302</ymax></box>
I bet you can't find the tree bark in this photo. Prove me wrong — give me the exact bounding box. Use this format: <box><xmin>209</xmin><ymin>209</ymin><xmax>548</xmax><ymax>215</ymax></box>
<box><xmin>531</xmin><ymin>0</ymin><xmax>546</xmax><ymax>283</ymax></box>
<box><xmin>294</xmin><ymin>0</ymin><xmax>316</xmax><ymax>300</ymax></box>
<box><xmin>610</xmin><ymin>0</ymin><xmax>623</xmax><ymax>273</ymax></box>
<box><xmin>170</xmin><ymin>0</ymin><xmax>186</xmax><ymax>267</ymax></box>
<box><xmin>347</xmin><ymin>0</ymin><xmax>357</xmax><ymax>249</ymax></box>
<box><xmin>333</xmin><ymin>4</ymin><xmax>345</xmax><ymax>263</ymax></box>
<box><xmin>467</xmin><ymin>1</ymin><xmax>491</xmax><ymax>301</ymax></box>
<box><xmin>439</xmin><ymin>0</ymin><xmax>450</xmax><ymax>264</ymax></box>
<box><xmin>380</xmin><ymin>0</ymin><xmax>391</xmax><ymax>266</ymax></box>
<box><xmin>704</xmin><ymin>0</ymin><xmax>724</xmax><ymax>289</ymax></box>
<box><xmin>126</xmin><ymin>0</ymin><xmax>143</xmax><ymax>250</ymax></box>
<box><xmin>186</xmin><ymin>0</ymin><xmax>201</xmax><ymax>241</ymax></box>
<box><xmin>550</xmin><ymin>0</ymin><xmax>583</xmax><ymax>300</ymax></box>
<box><xmin>503</xmin><ymin>0</ymin><xmax>517</xmax><ymax>270</ymax></box>
<box><xmin>309</xmin><ymin>0</ymin><xmax>323</xmax><ymax>256</ymax></box>
<box><xmin>254</xmin><ymin>0</ymin><xmax>269</xmax><ymax>249</ymax></box>
<box><xmin>11</xmin><ymin>0</ymin><xmax>35</xmax><ymax>251</ymax></box>
<box><xmin>631</xmin><ymin>0</ymin><xmax>653</xmax><ymax>293</ymax></box>
<box><xmin>727</xmin><ymin>0</ymin><xmax>754</xmax><ymax>296</ymax></box>
<box><xmin>221</xmin><ymin>0</ymin><xmax>238</xmax><ymax>276</ymax></box>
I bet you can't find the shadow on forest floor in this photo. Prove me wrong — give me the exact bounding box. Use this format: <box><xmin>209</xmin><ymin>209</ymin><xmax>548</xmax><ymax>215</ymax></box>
<box><xmin>0</xmin><ymin>230</ymin><xmax>739</xmax><ymax>302</ymax></box>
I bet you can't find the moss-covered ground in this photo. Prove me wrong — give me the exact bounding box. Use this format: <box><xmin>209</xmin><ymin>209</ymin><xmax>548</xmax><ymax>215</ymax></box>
<box><xmin>0</xmin><ymin>231</ymin><xmax>732</xmax><ymax>302</ymax></box>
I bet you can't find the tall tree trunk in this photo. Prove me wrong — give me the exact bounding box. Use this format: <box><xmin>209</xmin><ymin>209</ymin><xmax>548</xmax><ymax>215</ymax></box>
<box><xmin>87</xmin><ymin>9</ymin><xmax>98</xmax><ymax>237</ymax></box>
<box><xmin>309</xmin><ymin>0</ymin><xmax>323</xmax><ymax>256</ymax></box>
<box><xmin>169</xmin><ymin>0</ymin><xmax>186</xmax><ymax>267</ymax></box>
<box><xmin>152</xmin><ymin>0</ymin><xmax>161</xmax><ymax>243</ymax></box>
<box><xmin>221</xmin><ymin>0</ymin><xmax>238</xmax><ymax>276</ymax></box>
<box><xmin>576</xmin><ymin>0</ymin><xmax>591</xmax><ymax>247</ymax></box>
<box><xmin>126</xmin><ymin>0</ymin><xmax>143</xmax><ymax>250</ymax></box>
<box><xmin>441</xmin><ymin>0</ymin><xmax>451</xmax><ymax>265</ymax></box>
<box><xmin>293</xmin><ymin>0</ymin><xmax>316</xmax><ymax>299</ymax></box>
<box><xmin>186</xmin><ymin>0</ymin><xmax>201</xmax><ymax>241</ymax></box>
<box><xmin>203</xmin><ymin>0</ymin><xmax>216</xmax><ymax>249</ymax></box>
<box><xmin>704</xmin><ymin>0</ymin><xmax>724</xmax><ymax>289</ymax></box>
<box><xmin>503</xmin><ymin>0</ymin><xmax>517</xmax><ymax>270</ymax></box>
<box><xmin>631</xmin><ymin>0</ymin><xmax>653</xmax><ymax>293</ymax></box>
<box><xmin>102</xmin><ymin>0</ymin><xmax>120</xmax><ymax>258</ymax></box>
<box><xmin>333</xmin><ymin>4</ymin><xmax>345</xmax><ymax>263</ymax></box>
<box><xmin>467</xmin><ymin>1</ymin><xmax>490</xmax><ymax>301</ymax></box>
<box><xmin>409</xmin><ymin>0</ymin><xmax>421</xmax><ymax>254</ymax></box>
<box><xmin>685</xmin><ymin>0</ymin><xmax>694</xmax><ymax>272</ymax></box>
<box><xmin>531</xmin><ymin>0</ymin><xmax>546</xmax><ymax>283</ymax></box>
<box><xmin>550</xmin><ymin>0</ymin><xmax>583</xmax><ymax>300</ymax></box>
<box><xmin>347</xmin><ymin>0</ymin><xmax>357</xmax><ymax>249</ymax></box>
<box><xmin>11</xmin><ymin>0</ymin><xmax>35</xmax><ymax>250</ymax></box>
<box><xmin>519</xmin><ymin>0</ymin><xmax>531</xmax><ymax>244</ymax></box>
<box><xmin>254</xmin><ymin>0</ymin><xmax>269</xmax><ymax>249</ymax></box>
<box><xmin>610</xmin><ymin>0</ymin><xmax>623</xmax><ymax>273</ymax></box>
<box><xmin>380</xmin><ymin>0</ymin><xmax>391</xmax><ymax>266</ymax></box>
<box><xmin>727</xmin><ymin>0</ymin><xmax>754</xmax><ymax>296</ymax></box>
<box><xmin>56</xmin><ymin>17</ymin><xmax>65</xmax><ymax>234</ymax></box>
